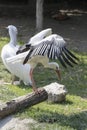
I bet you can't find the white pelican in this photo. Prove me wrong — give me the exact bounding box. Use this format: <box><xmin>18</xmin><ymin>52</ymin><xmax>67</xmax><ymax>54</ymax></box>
<box><xmin>7</xmin><ymin>31</ymin><xmax>79</xmax><ymax>93</ymax></box>
<box><xmin>1</xmin><ymin>25</ymin><xmax>32</xmax><ymax>85</ymax></box>
<box><xmin>1</xmin><ymin>25</ymin><xmax>20</xmax><ymax>84</ymax></box>
<box><xmin>1</xmin><ymin>26</ymin><xmax>53</xmax><ymax>91</ymax></box>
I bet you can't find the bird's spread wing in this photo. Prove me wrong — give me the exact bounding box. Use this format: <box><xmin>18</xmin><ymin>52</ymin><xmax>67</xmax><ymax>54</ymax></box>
<box><xmin>29</xmin><ymin>28</ymin><xmax>52</xmax><ymax>46</ymax></box>
<box><xmin>23</xmin><ymin>35</ymin><xmax>79</xmax><ymax>68</ymax></box>
<box><xmin>16</xmin><ymin>28</ymin><xmax>52</xmax><ymax>55</ymax></box>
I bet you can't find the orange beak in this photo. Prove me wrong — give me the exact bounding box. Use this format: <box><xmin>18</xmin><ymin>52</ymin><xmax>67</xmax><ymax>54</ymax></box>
<box><xmin>56</xmin><ymin>69</ymin><xmax>61</xmax><ymax>80</ymax></box>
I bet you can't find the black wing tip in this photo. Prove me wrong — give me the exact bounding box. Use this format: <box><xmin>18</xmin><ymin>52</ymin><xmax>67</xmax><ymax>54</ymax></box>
<box><xmin>58</xmin><ymin>56</ymin><xmax>67</xmax><ymax>68</ymax></box>
<box><xmin>61</xmin><ymin>52</ymin><xmax>75</xmax><ymax>67</ymax></box>
<box><xmin>63</xmin><ymin>47</ymin><xmax>79</xmax><ymax>63</ymax></box>
<box><xmin>16</xmin><ymin>44</ymin><xmax>31</xmax><ymax>55</ymax></box>
<box><xmin>16</xmin><ymin>50</ymin><xmax>20</xmax><ymax>55</ymax></box>
<box><xmin>23</xmin><ymin>55</ymin><xmax>30</xmax><ymax>65</ymax></box>
<box><xmin>65</xmin><ymin>47</ymin><xmax>79</xmax><ymax>60</ymax></box>
<box><xmin>23</xmin><ymin>60</ymin><xmax>26</xmax><ymax>65</ymax></box>
<box><xmin>26</xmin><ymin>44</ymin><xmax>31</xmax><ymax>48</ymax></box>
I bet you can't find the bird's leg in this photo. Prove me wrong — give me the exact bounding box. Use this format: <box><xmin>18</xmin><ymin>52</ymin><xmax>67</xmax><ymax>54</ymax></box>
<box><xmin>30</xmin><ymin>68</ymin><xmax>40</xmax><ymax>94</ymax></box>
<box><xmin>11</xmin><ymin>75</ymin><xmax>20</xmax><ymax>85</ymax></box>
<box><xmin>11</xmin><ymin>75</ymin><xmax>15</xmax><ymax>84</ymax></box>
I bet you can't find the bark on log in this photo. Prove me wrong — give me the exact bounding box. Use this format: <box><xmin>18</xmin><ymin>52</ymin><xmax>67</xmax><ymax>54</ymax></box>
<box><xmin>0</xmin><ymin>82</ymin><xmax>67</xmax><ymax>119</ymax></box>
<box><xmin>0</xmin><ymin>88</ymin><xmax>48</xmax><ymax>119</ymax></box>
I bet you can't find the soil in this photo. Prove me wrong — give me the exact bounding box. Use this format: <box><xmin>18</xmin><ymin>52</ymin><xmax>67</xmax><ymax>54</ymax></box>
<box><xmin>0</xmin><ymin>4</ymin><xmax>87</xmax><ymax>52</ymax></box>
<box><xmin>0</xmin><ymin>116</ymin><xmax>38</xmax><ymax>130</ymax></box>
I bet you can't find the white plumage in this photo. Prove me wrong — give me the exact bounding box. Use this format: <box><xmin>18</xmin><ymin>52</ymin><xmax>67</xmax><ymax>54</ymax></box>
<box><xmin>1</xmin><ymin>25</ymin><xmax>53</xmax><ymax>90</ymax></box>
<box><xmin>1</xmin><ymin>25</ymin><xmax>32</xmax><ymax>85</ymax></box>
<box><xmin>7</xmin><ymin>27</ymin><xmax>79</xmax><ymax>93</ymax></box>
<box><xmin>1</xmin><ymin>25</ymin><xmax>19</xmax><ymax>71</ymax></box>
<box><xmin>29</xmin><ymin>28</ymin><xmax>52</xmax><ymax>46</ymax></box>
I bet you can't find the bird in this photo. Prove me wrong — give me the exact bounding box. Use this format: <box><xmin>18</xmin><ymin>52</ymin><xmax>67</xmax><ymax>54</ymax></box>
<box><xmin>1</xmin><ymin>25</ymin><xmax>33</xmax><ymax>85</ymax></box>
<box><xmin>1</xmin><ymin>25</ymin><xmax>52</xmax><ymax>91</ymax></box>
<box><xmin>1</xmin><ymin>25</ymin><xmax>20</xmax><ymax>84</ymax></box>
<box><xmin>7</xmin><ymin>29</ymin><xmax>79</xmax><ymax>94</ymax></box>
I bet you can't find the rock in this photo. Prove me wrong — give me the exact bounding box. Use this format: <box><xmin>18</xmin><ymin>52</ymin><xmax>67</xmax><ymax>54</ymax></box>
<box><xmin>44</xmin><ymin>82</ymin><xmax>67</xmax><ymax>103</ymax></box>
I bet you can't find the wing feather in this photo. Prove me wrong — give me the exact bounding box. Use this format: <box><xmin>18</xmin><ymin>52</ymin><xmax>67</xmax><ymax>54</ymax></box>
<box><xmin>58</xmin><ymin>55</ymin><xmax>67</xmax><ymax>68</ymax></box>
<box><xmin>50</xmin><ymin>44</ymin><xmax>54</xmax><ymax>59</ymax></box>
<box><xmin>39</xmin><ymin>43</ymin><xmax>48</xmax><ymax>55</ymax></box>
<box><xmin>38</xmin><ymin>43</ymin><xmax>45</xmax><ymax>55</ymax></box>
<box><xmin>64</xmin><ymin>47</ymin><xmax>79</xmax><ymax>61</ymax></box>
<box><xmin>63</xmin><ymin>47</ymin><xmax>78</xmax><ymax>64</ymax></box>
<box><xmin>29</xmin><ymin>47</ymin><xmax>38</xmax><ymax>57</ymax></box>
<box><xmin>61</xmin><ymin>52</ymin><xmax>73</xmax><ymax>67</ymax></box>
<box><xmin>23</xmin><ymin>34</ymin><xmax>79</xmax><ymax>68</ymax></box>
<box><xmin>47</xmin><ymin>43</ymin><xmax>53</xmax><ymax>58</ymax></box>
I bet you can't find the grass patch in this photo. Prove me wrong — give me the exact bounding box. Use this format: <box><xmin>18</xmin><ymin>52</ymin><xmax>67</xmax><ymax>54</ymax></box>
<box><xmin>0</xmin><ymin>37</ymin><xmax>87</xmax><ymax>130</ymax></box>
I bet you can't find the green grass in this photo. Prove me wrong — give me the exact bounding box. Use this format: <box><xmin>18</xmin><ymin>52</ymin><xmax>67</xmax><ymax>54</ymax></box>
<box><xmin>0</xmin><ymin>37</ymin><xmax>87</xmax><ymax>130</ymax></box>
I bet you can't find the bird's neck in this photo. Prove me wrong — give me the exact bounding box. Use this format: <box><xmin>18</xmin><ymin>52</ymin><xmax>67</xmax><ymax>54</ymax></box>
<box><xmin>9</xmin><ymin>32</ymin><xmax>17</xmax><ymax>46</ymax></box>
<box><xmin>47</xmin><ymin>62</ymin><xmax>58</xmax><ymax>70</ymax></box>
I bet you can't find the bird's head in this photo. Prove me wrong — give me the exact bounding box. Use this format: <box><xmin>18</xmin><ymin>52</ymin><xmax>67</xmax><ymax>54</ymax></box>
<box><xmin>6</xmin><ymin>25</ymin><xmax>18</xmax><ymax>35</ymax></box>
<box><xmin>49</xmin><ymin>62</ymin><xmax>61</xmax><ymax>80</ymax></box>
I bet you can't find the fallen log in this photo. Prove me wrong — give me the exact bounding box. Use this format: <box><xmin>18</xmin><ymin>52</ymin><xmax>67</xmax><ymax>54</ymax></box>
<box><xmin>0</xmin><ymin>82</ymin><xmax>67</xmax><ymax>119</ymax></box>
<box><xmin>0</xmin><ymin>88</ymin><xmax>48</xmax><ymax>119</ymax></box>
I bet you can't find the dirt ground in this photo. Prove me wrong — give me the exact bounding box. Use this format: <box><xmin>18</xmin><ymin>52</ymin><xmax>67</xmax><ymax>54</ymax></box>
<box><xmin>0</xmin><ymin>4</ymin><xmax>87</xmax><ymax>130</ymax></box>
<box><xmin>0</xmin><ymin>115</ymin><xmax>40</xmax><ymax>130</ymax></box>
<box><xmin>0</xmin><ymin>5</ymin><xmax>87</xmax><ymax>52</ymax></box>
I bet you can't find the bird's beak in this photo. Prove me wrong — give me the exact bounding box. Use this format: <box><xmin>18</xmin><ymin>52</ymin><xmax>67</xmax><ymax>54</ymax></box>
<box><xmin>5</xmin><ymin>26</ymin><xmax>8</xmax><ymax>29</ymax></box>
<box><xmin>56</xmin><ymin>69</ymin><xmax>61</xmax><ymax>80</ymax></box>
<box><xmin>5</xmin><ymin>27</ymin><xmax>8</xmax><ymax>30</ymax></box>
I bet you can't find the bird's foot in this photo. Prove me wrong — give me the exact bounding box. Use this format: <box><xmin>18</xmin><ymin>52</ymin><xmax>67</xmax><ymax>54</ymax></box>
<box><xmin>12</xmin><ymin>81</ymin><xmax>21</xmax><ymax>85</ymax></box>
<box><xmin>33</xmin><ymin>87</ymin><xmax>42</xmax><ymax>94</ymax></box>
